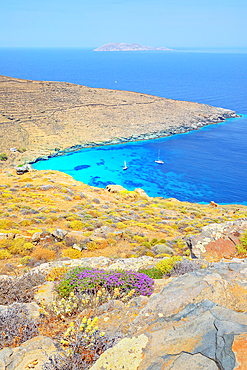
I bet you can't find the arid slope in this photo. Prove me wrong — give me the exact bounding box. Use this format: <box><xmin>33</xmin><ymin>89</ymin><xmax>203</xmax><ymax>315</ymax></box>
<box><xmin>0</xmin><ymin>75</ymin><xmax>237</xmax><ymax>167</ymax></box>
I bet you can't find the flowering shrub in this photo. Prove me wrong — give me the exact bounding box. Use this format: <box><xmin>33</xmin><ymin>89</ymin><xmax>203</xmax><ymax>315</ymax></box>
<box><xmin>56</xmin><ymin>267</ymin><xmax>154</xmax><ymax>298</ymax></box>
<box><xmin>155</xmin><ymin>256</ymin><xmax>182</xmax><ymax>275</ymax></box>
<box><xmin>40</xmin><ymin>287</ymin><xmax>136</xmax><ymax>320</ymax></box>
<box><xmin>0</xmin><ymin>249</ymin><xmax>11</xmax><ymax>260</ymax></box>
<box><xmin>43</xmin><ymin>316</ymin><xmax>121</xmax><ymax>370</ymax></box>
<box><xmin>62</xmin><ymin>248</ymin><xmax>81</xmax><ymax>259</ymax></box>
<box><xmin>46</xmin><ymin>266</ymin><xmax>69</xmax><ymax>282</ymax></box>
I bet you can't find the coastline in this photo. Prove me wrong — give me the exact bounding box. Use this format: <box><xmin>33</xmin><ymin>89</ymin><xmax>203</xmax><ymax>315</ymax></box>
<box><xmin>31</xmin><ymin>113</ymin><xmax>240</xmax><ymax>165</ymax></box>
<box><xmin>0</xmin><ymin>75</ymin><xmax>239</xmax><ymax>168</ymax></box>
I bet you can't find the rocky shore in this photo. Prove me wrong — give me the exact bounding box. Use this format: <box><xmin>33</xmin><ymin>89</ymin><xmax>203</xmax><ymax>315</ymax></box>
<box><xmin>0</xmin><ymin>75</ymin><xmax>239</xmax><ymax>168</ymax></box>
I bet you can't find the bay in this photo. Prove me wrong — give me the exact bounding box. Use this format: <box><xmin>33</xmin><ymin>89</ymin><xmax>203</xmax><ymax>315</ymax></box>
<box><xmin>1</xmin><ymin>47</ymin><xmax>247</xmax><ymax>203</ymax></box>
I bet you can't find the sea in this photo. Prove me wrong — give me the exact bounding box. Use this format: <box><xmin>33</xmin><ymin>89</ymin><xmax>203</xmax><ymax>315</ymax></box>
<box><xmin>1</xmin><ymin>47</ymin><xmax>247</xmax><ymax>204</ymax></box>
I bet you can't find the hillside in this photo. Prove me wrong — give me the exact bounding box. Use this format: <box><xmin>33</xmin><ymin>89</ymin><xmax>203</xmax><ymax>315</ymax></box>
<box><xmin>0</xmin><ymin>75</ymin><xmax>238</xmax><ymax>169</ymax></box>
<box><xmin>0</xmin><ymin>168</ymin><xmax>246</xmax><ymax>275</ymax></box>
<box><xmin>1</xmin><ymin>168</ymin><xmax>247</xmax><ymax>369</ymax></box>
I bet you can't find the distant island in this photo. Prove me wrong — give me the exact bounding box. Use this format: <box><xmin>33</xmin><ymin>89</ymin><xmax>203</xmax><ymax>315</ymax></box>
<box><xmin>94</xmin><ymin>43</ymin><xmax>173</xmax><ymax>51</ymax></box>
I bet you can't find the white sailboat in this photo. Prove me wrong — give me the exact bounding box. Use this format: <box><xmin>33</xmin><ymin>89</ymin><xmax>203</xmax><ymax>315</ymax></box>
<box><xmin>155</xmin><ymin>150</ymin><xmax>164</xmax><ymax>164</ymax></box>
<box><xmin>123</xmin><ymin>160</ymin><xmax>128</xmax><ymax>170</ymax></box>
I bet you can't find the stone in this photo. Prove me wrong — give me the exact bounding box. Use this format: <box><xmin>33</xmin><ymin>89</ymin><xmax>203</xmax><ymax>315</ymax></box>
<box><xmin>90</xmin><ymin>334</ymin><xmax>149</xmax><ymax>370</ymax></box>
<box><xmin>0</xmin><ymin>348</ymin><xmax>13</xmax><ymax>370</ymax></box>
<box><xmin>31</xmin><ymin>232</ymin><xmax>42</xmax><ymax>243</ymax></box>
<box><xmin>210</xmin><ymin>201</ymin><xmax>218</xmax><ymax>207</ymax></box>
<box><xmin>151</xmin><ymin>243</ymin><xmax>174</xmax><ymax>256</ymax></box>
<box><xmin>93</xmin><ymin>299</ymin><xmax>247</xmax><ymax>370</ymax></box>
<box><xmin>39</xmin><ymin>184</ymin><xmax>53</xmax><ymax>191</ymax></box>
<box><xmin>188</xmin><ymin>220</ymin><xmax>247</xmax><ymax>259</ymax></box>
<box><xmin>105</xmin><ymin>184</ymin><xmax>126</xmax><ymax>193</ymax></box>
<box><xmin>15</xmin><ymin>164</ymin><xmax>33</xmax><ymax>175</ymax></box>
<box><xmin>170</xmin><ymin>353</ymin><xmax>218</xmax><ymax>370</ymax></box>
<box><xmin>51</xmin><ymin>228</ymin><xmax>68</xmax><ymax>240</ymax></box>
<box><xmin>134</xmin><ymin>188</ymin><xmax>149</xmax><ymax>198</ymax></box>
<box><xmin>92</xmin><ymin>197</ymin><xmax>100</xmax><ymax>204</ymax></box>
<box><xmin>0</xmin><ymin>336</ymin><xmax>57</xmax><ymax>370</ymax></box>
<box><xmin>0</xmin><ymin>233</ymin><xmax>7</xmax><ymax>241</ymax></box>
<box><xmin>34</xmin><ymin>282</ymin><xmax>56</xmax><ymax>305</ymax></box>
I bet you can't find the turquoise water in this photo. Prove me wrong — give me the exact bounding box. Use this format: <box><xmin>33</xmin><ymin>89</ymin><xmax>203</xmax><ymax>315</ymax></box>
<box><xmin>1</xmin><ymin>48</ymin><xmax>247</xmax><ymax>204</ymax></box>
<box><xmin>34</xmin><ymin>116</ymin><xmax>247</xmax><ymax>205</ymax></box>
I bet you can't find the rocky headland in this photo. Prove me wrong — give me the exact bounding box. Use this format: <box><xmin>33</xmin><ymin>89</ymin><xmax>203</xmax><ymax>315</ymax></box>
<box><xmin>94</xmin><ymin>43</ymin><xmax>173</xmax><ymax>51</ymax></box>
<box><xmin>0</xmin><ymin>75</ymin><xmax>238</xmax><ymax>168</ymax></box>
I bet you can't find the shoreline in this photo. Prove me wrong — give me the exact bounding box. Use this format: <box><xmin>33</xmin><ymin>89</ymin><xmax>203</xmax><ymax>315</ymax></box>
<box><xmin>31</xmin><ymin>113</ymin><xmax>240</xmax><ymax>165</ymax></box>
<box><xmin>0</xmin><ymin>75</ymin><xmax>240</xmax><ymax>169</ymax></box>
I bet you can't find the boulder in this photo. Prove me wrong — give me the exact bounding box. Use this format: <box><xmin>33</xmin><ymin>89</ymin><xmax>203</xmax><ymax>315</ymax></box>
<box><xmin>31</xmin><ymin>232</ymin><xmax>42</xmax><ymax>243</ymax></box>
<box><xmin>151</xmin><ymin>243</ymin><xmax>174</xmax><ymax>256</ymax></box>
<box><xmin>39</xmin><ymin>184</ymin><xmax>53</xmax><ymax>191</ymax></box>
<box><xmin>134</xmin><ymin>188</ymin><xmax>149</xmax><ymax>199</ymax></box>
<box><xmin>105</xmin><ymin>184</ymin><xmax>126</xmax><ymax>193</ymax></box>
<box><xmin>51</xmin><ymin>227</ymin><xmax>68</xmax><ymax>240</ymax></box>
<box><xmin>0</xmin><ymin>336</ymin><xmax>57</xmax><ymax>370</ymax></box>
<box><xmin>0</xmin><ymin>233</ymin><xmax>7</xmax><ymax>241</ymax></box>
<box><xmin>15</xmin><ymin>164</ymin><xmax>33</xmax><ymax>175</ymax></box>
<box><xmin>34</xmin><ymin>282</ymin><xmax>56</xmax><ymax>305</ymax></box>
<box><xmin>188</xmin><ymin>220</ymin><xmax>247</xmax><ymax>259</ymax></box>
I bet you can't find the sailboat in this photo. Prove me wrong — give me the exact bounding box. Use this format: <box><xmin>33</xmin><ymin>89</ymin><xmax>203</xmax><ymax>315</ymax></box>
<box><xmin>155</xmin><ymin>150</ymin><xmax>164</xmax><ymax>164</ymax></box>
<box><xmin>123</xmin><ymin>160</ymin><xmax>128</xmax><ymax>170</ymax></box>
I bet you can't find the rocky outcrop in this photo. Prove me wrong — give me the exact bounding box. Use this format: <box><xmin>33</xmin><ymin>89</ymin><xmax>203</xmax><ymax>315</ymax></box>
<box><xmin>92</xmin><ymin>259</ymin><xmax>247</xmax><ymax>369</ymax></box>
<box><xmin>188</xmin><ymin>219</ymin><xmax>247</xmax><ymax>259</ymax></box>
<box><xmin>105</xmin><ymin>184</ymin><xmax>126</xmax><ymax>193</ymax></box>
<box><xmin>2</xmin><ymin>258</ymin><xmax>247</xmax><ymax>369</ymax></box>
<box><xmin>31</xmin><ymin>255</ymin><xmax>162</xmax><ymax>275</ymax></box>
<box><xmin>0</xmin><ymin>336</ymin><xmax>57</xmax><ymax>370</ymax></box>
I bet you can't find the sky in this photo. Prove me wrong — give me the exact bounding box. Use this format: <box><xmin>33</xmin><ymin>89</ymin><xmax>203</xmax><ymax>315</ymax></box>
<box><xmin>0</xmin><ymin>0</ymin><xmax>246</xmax><ymax>48</ymax></box>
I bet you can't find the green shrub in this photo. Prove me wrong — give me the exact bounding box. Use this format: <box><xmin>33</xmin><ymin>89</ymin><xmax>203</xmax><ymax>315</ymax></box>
<box><xmin>138</xmin><ymin>267</ymin><xmax>163</xmax><ymax>279</ymax></box>
<box><xmin>155</xmin><ymin>256</ymin><xmax>182</xmax><ymax>275</ymax></box>
<box><xmin>237</xmin><ymin>230</ymin><xmax>247</xmax><ymax>255</ymax></box>
<box><xmin>0</xmin><ymin>153</ymin><xmax>7</xmax><ymax>161</ymax></box>
<box><xmin>17</xmin><ymin>147</ymin><xmax>26</xmax><ymax>153</ymax></box>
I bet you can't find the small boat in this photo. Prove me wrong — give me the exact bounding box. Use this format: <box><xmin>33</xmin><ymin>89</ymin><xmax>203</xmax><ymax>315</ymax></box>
<box><xmin>123</xmin><ymin>160</ymin><xmax>128</xmax><ymax>170</ymax></box>
<box><xmin>155</xmin><ymin>150</ymin><xmax>164</xmax><ymax>164</ymax></box>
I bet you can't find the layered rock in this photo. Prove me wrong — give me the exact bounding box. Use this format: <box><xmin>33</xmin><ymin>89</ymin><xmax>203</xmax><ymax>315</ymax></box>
<box><xmin>91</xmin><ymin>259</ymin><xmax>247</xmax><ymax>369</ymax></box>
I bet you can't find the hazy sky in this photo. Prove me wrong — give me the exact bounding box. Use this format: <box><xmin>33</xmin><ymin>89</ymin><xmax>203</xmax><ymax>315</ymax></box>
<box><xmin>0</xmin><ymin>0</ymin><xmax>246</xmax><ymax>48</ymax></box>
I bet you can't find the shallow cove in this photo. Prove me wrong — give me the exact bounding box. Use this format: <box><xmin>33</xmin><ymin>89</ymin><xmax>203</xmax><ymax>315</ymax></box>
<box><xmin>33</xmin><ymin>115</ymin><xmax>247</xmax><ymax>205</ymax></box>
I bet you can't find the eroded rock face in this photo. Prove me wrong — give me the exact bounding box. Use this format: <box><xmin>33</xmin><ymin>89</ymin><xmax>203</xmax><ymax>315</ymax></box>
<box><xmin>0</xmin><ymin>336</ymin><xmax>57</xmax><ymax>370</ymax></box>
<box><xmin>92</xmin><ymin>260</ymin><xmax>247</xmax><ymax>370</ymax></box>
<box><xmin>188</xmin><ymin>220</ymin><xmax>247</xmax><ymax>259</ymax></box>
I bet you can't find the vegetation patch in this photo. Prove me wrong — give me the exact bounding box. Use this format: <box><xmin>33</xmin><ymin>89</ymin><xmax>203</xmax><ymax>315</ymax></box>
<box><xmin>56</xmin><ymin>267</ymin><xmax>154</xmax><ymax>298</ymax></box>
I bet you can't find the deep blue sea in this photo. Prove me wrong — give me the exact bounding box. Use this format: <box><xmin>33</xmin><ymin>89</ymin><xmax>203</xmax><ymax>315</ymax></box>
<box><xmin>1</xmin><ymin>47</ymin><xmax>247</xmax><ymax>204</ymax></box>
